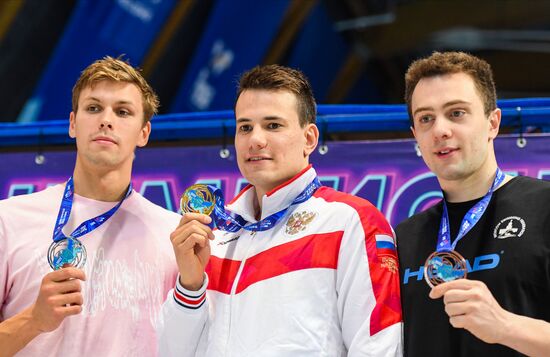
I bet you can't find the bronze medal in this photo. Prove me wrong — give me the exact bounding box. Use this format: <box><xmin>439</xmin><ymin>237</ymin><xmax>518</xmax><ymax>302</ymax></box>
<box><xmin>424</xmin><ymin>250</ymin><xmax>467</xmax><ymax>288</ymax></box>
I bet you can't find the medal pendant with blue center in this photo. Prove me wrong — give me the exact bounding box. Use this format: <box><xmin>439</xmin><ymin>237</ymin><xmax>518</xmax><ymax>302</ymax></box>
<box><xmin>180</xmin><ymin>184</ymin><xmax>215</xmax><ymax>215</ymax></box>
<box><xmin>424</xmin><ymin>250</ymin><xmax>467</xmax><ymax>288</ymax></box>
<box><xmin>48</xmin><ymin>237</ymin><xmax>87</xmax><ymax>270</ymax></box>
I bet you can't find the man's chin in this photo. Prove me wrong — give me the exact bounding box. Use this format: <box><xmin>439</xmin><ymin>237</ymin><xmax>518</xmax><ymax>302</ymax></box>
<box><xmin>244</xmin><ymin>173</ymin><xmax>281</xmax><ymax>189</ymax></box>
<box><xmin>436</xmin><ymin>168</ymin><xmax>467</xmax><ymax>182</ymax></box>
<box><xmin>83</xmin><ymin>153</ymin><xmax>121</xmax><ymax>168</ymax></box>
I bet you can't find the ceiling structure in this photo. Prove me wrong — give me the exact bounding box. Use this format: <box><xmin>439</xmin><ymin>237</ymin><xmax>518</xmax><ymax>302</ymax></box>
<box><xmin>0</xmin><ymin>0</ymin><xmax>549</xmax><ymax>123</ymax></box>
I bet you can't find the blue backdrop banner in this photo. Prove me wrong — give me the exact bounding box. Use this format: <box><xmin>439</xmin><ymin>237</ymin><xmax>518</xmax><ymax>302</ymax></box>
<box><xmin>169</xmin><ymin>0</ymin><xmax>289</xmax><ymax>113</ymax></box>
<box><xmin>19</xmin><ymin>0</ymin><xmax>176</xmax><ymax>122</ymax></box>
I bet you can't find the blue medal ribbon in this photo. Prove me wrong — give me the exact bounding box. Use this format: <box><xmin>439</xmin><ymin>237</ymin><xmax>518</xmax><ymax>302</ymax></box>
<box><xmin>436</xmin><ymin>168</ymin><xmax>505</xmax><ymax>252</ymax></box>
<box><xmin>52</xmin><ymin>176</ymin><xmax>133</xmax><ymax>242</ymax></box>
<box><xmin>207</xmin><ymin>177</ymin><xmax>322</xmax><ymax>233</ymax></box>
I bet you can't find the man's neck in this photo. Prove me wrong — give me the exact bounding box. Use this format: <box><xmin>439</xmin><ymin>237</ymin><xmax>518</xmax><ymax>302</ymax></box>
<box><xmin>72</xmin><ymin>163</ymin><xmax>131</xmax><ymax>202</ymax></box>
<box><xmin>250</xmin><ymin>164</ymin><xmax>312</xmax><ymax>220</ymax></box>
<box><xmin>252</xmin><ymin>193</ymin><xmax>262</xmax><ymax>221</ymax></box>
<box><xmin>440</xmin><ymin>162</ymin><xmax>505</xmax><ymax>203</ymax></box>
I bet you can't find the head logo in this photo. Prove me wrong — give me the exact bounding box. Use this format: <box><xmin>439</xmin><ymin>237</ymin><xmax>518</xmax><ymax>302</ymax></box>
<box><xmin>402</xmin><ymin>253</ymin><xmax>501</xmax><ymax>285</ymax></box>
<box><xmin>493</xmin><ymin>216</ymin><xmax>526</xmax><ymax>239</ymax></box>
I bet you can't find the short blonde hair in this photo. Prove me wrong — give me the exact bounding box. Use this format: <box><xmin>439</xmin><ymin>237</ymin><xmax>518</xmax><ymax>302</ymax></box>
<box><xmin>72</xmin><ymin>56</ymin><xmax>159</xmax><ymax>123</ymax></box>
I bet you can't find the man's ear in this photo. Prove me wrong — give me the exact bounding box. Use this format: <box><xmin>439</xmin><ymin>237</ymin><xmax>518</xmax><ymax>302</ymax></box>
<box><xmin>137</xmin><ymin>121</ymin><xmax>152</xmax><ymax>148</ymax></box>
<box><xmin>411</xmin><ymin>125</ymin><xmax>423</xmax><ymax>157</ymax></box>
<box><xmin>303</xmin><ymin>123</ymin><xmax>319</xmax><ymax>157</ymax></box>
<box><xmin>488</xmin><ymin>108</ymin><xmax>501</xmax><ymax>140</ymax></box>
<box><xmin>69</xmin><ymin>112</ymin><xmax>76</xmax><ymax>138</ymax></box>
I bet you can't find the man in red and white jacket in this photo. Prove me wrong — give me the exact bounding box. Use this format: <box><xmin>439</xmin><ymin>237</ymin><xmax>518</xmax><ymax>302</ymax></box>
<box><xmin>158</xmin><ymin>65</ymin><xmax>403</xmax><ymax>356</ymax></box>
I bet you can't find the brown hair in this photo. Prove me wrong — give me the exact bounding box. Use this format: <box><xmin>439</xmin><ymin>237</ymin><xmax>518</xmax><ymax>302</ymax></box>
<box><xmin>405</xmin><ymin>51</ymin><xmax>497</xmax><ymax>125</ymax></box>
<box><xmin>72</xmin><ymin>56</ymin><xmax>159</xmax><ymax>123</ymax></box>
<box><xmin>236</xmin><ymin>64</ymin><xmax>316</xmax><ymax>126</ymax></box>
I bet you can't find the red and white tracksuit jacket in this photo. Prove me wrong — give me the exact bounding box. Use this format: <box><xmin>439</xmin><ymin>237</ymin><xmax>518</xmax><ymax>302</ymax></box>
<box><xmin>158</xmin><ymin>166</ymin><xmax>403</xmax><ymax>356</ymax></box>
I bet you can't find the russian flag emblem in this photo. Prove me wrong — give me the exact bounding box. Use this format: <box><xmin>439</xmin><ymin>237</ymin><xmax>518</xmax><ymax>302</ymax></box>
<box><xmin>375</xmin><ymin>234</ymin><xmax>396</xmax><ymax>252</ymax></box>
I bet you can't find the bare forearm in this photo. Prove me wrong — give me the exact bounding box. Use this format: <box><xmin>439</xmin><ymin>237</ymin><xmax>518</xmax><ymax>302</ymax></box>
<box><xmin>0</xmin><ymin>306</ymin><xmax>41</xmax><ymax>357</ymax></box>
<box><xmin>500</xmin><ymin>311</ymin><xmax>550</xmax><ymax>357</ymax></box>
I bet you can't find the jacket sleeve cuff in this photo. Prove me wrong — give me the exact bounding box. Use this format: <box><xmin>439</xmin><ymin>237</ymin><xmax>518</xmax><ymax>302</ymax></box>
<box><xmin>172</xmin><ymin>273</ymin><xmax>208</xmax><ymax>310</ymax></box>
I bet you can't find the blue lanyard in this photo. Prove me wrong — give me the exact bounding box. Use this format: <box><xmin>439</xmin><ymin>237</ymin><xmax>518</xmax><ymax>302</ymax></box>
<box><xmin>209</xmin><ymin>177</ymin><xmax>321</xmax><ymax>233</ymax></box>
<box><xmin>437</xmin><ymin>168</ymin><xmax>505</xmax><ymax>252</ymax></box>
<box><xmin>52</xmin><ymin>176</ymin><xmax>132</xmax><ymax>242</ymax></box>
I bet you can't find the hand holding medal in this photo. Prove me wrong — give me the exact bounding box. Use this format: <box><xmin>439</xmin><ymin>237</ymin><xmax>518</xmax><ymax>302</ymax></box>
<box><xmin>174</xmin><ymin>179</ymin><xmax>322</xmax><ymax>291</ymax></box>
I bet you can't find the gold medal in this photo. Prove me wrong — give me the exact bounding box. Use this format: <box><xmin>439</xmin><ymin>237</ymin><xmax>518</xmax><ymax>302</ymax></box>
<box><xmin>180</xmin><ymin>184</ymin><xmax>215</xmax><ymax>215</ymax></box>
<box><xmin>424</xmin><ymin>250</ymin><xmax>467</xmax><ymax>288</ymax></box>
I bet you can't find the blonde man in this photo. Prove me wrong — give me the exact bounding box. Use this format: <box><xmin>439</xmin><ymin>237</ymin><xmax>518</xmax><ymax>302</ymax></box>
<box><xmin>0</xmin><ymin>56</ymin><xmax>180</xmax><ymax>356</ymax></box>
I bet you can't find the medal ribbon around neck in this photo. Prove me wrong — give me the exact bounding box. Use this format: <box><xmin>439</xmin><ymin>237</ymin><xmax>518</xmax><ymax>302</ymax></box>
<box><xmin>48</xmin><ymin>176</ymin><xmax>132</xmax><ymax>269</ymax></box>
<box><xmin>424</xmin><ymin>168</ymin><xmax>505</xmax><ymax>287</ymax></box>
<box><xmin>437</xmin><ymin>167</ymin><xmax>505</xmax><ymax>252</ymax></box>
<box><xmin>184</xmin><ymin>177</ymin><xmax>321</xmax><ymax>233</ymax></box>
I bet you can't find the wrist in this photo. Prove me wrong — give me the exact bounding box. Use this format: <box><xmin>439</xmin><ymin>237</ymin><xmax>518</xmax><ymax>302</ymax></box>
<box><xmin>0</xmin><ymin>306</ymin><xmax>43</xmax><ymax>353</ymax></box>
<box><xmin>173</xmin><ymin>273</ymin><xmax>209</xmax><ymax>310</ymax></box>
<box><xmin>25</xmin><ymin>305</ymin><xmax>46</xmax><ymax>335</ymax></box>
<box><xmin>178</xmin><ymin>275</ymin><xmax>204</xmax><ymax>292</ymax></box>
<box><xmin>496</xmin><ymin>309</ymin><xmax>520</xmax><ymax>346</ymax></box>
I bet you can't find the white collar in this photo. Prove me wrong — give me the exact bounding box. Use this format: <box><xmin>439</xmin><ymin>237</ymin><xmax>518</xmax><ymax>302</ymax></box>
<box><xmin>226</xmin><ymin>165</ymin><xmax>317</xmax><ymax>222</ymax></box>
